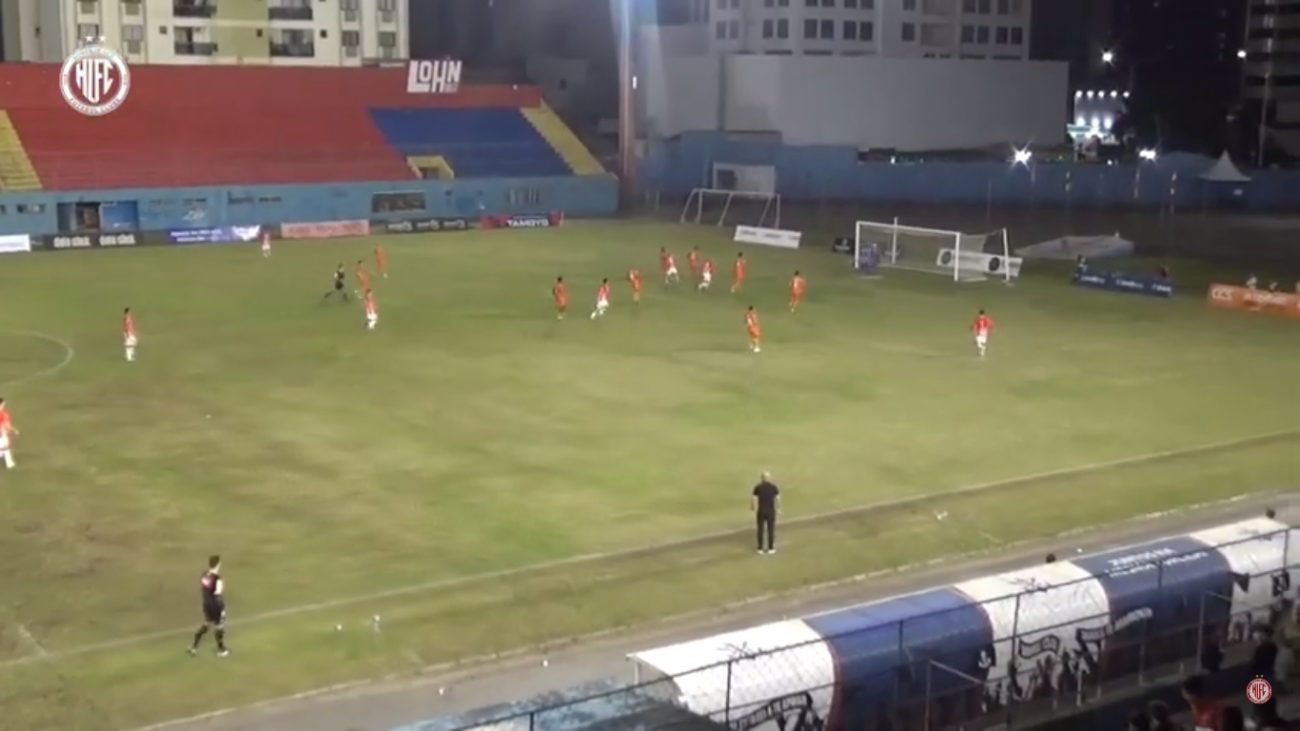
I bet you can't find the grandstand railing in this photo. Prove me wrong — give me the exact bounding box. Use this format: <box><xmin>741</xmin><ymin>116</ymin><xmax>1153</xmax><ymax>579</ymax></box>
<box><xmin>443</xmin><ymin>528</ymin><xmax>1296</xmax><ymax>731</ymax></box>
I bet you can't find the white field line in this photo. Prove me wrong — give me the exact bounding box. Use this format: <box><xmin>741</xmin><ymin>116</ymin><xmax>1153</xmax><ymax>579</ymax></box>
<box><xmin>3</xmin><ymin>427</ymin><xmax>1297</xmax><ymax>675</ymax></box>
<box><xmin>0</xmin><ymin>329</ymin><xmax>76</xmax><ymax>390</ymax></box>
<box><xmin>14</xmin><ymin>624</ymin><xmax>48</xmax><ymax>658</ymax></box>
<box><xmin>129</xmin><ymin>487</ymin><xmax>1288</xmax><ymax>731</ymax></box>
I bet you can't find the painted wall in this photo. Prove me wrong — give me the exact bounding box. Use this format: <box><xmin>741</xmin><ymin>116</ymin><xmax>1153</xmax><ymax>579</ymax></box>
<box><xmin>638</xmin><ymin>54</ymin><xmax>1067</xmax><ymax>151</ymax></box>
<box><xmin>640</xmin><ymin>134</ymin><xmax>1300</xmax><ymax>210</ymax></box>
<box><xmin>0</xmin><ymin>175</ymin><xmax>618</xmax><ymax>236</ymax></box>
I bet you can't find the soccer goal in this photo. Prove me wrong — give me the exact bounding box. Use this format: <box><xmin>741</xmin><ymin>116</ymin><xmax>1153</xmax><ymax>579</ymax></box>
<box><xmin>854</xmin><ymin>218</ymin><xmax>1011</xmax><ymax>283</ymax></box>
<box><xmin>680</xmin><ymin>188</ymin><xmax>782</xmax><ymax>229</ymax></box>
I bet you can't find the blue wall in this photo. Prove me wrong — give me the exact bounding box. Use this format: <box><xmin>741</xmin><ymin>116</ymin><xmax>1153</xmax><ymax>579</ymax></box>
<box><xmin>640</xmin><ymin>132</ymin><xmax>1300</xmax><ymax>211</ymax></box>
<box><xmin>0</xmin><ymin>175</ymin><xmax>619</xmax><ymax>236</ymax></box>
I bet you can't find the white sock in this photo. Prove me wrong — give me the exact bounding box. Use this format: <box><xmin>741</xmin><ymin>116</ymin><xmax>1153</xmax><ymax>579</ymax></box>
<box><xmin>2</xmin><ymin>450</ymin><xmax>13</xmax><ymax>469</ymax></box>
<box><xmin>126</xmin><ymin>347</ymin><xmax>135</xmax><ymax>361</ymax></box>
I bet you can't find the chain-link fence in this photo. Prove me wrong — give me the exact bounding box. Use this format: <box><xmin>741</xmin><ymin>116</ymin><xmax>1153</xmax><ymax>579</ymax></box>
<box><xmin>443</xmin><ymin>527</ymin><xmax>1296</xmax><ymax>731</ymax></box>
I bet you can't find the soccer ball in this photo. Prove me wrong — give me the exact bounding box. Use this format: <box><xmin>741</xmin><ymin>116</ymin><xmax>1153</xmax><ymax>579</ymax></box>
<box><xmin>590</xmin><ymin>311</ymin><xmax>597</xmax><ymax>320</ymax></box>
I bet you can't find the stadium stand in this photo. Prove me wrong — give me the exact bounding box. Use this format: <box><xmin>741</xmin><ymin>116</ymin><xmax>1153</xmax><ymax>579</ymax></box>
<box><xmin>0</xmin><ymin>64</ymin><xmax>603</xmax><ymax>191</ymax></box>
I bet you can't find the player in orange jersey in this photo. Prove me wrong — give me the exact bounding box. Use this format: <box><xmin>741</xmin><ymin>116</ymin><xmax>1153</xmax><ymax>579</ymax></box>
<box><xmin>731</xmin><ymin>252</ymin><xmax>747</xmax><ymax>294</ymax></box>
<box><xmin>0</xmin><ymin>396</ymin><xmax>18</xmax><ymax>470</ymax></box>
<box><xmin>260</xmin><ymin>230</ymin><xmax>272</xmax><ymax>258</ymax></box>
<box><xmin>552</xmin><ymin>276</ymin><xmax>569</xmax><ymax>319</ymax></box>
<box><xmin>745</xmin><ymin>305</ymin><xmax>762</xmax><ymax>353</ymax></box>
<box><xmin>354</xmin><ymin>259</ymin><xmax>372</xmax><ymax>297</ymax></box>
<box><xmin>364</xmin><ymin>289</ymin><xmax>379</xmax><ymax>330</ymax></box>
<box><xmin>972</xmin><ymin>308</ymin><xmax>993</xmax><ymax>358</ymax></box>
<box><xmin>789</xmin><ymin>270</ymin><xmax>807</xmax><ymax>312</ymax></box>
<box><xmin>628</xmin><ymin>267</ymin><xmax>644</xmax><ymax>304</ymax></box>
<box><xmin>123</xmin><ymin>307</ymin><xmax>138</xmax><ymax>362</ymax></box>
<box><xmin>374</xmin><ymin>244</ymin><xmax>388</xmax><ymax>279</ymax></box>
<box><xmin>591</xmin><ymin>278</ymin><xmax>611</xmax><ymax>319</ymax></box>
<box><xmin>660</xmin><ymin>248</ymin><xmax>680</xmax><ymax>285</ymax></box>
<box><xmin>688</xmin><ymin>246</ymin><xmax>701</xmax><ymax>281</ymax></box>
<box><xmin>698</xmin><ymin>259</ymin><xmax>715</xmax><ymax>291</ymax></box>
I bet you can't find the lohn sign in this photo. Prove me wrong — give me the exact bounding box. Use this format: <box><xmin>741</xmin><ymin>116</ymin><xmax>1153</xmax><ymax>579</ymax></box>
<box><xmin>60</xmin><ymin>42</ymin><xmax>131</xmax><ymax>116</ymax></box>
<box><xmin>406</xmin><ymin>59</ymin><xmax>463</xmax><ymax>94</ymax></box>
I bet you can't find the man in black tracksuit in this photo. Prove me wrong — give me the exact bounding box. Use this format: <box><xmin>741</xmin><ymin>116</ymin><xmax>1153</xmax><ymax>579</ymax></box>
<box><xmin>752</xmin><ymin>471</ymin><xmax>780</xmax><ymax>555</ymax></box>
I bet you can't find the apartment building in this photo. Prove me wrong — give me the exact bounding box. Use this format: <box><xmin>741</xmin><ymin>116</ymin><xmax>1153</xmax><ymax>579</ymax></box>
<box><xmin>1245</xmin><ymin>0</ymin><xmax>1300</xmax><ymax>156</ymax></box>
<box><xmin>0</xmin><ymin>0</ymin><xmax>409</xmax><ymax>65</ymax></box>
<box><xmin>704</xmin><ymin>0</ymin><xmax>1031</xmax><ymax>60</ymax></box>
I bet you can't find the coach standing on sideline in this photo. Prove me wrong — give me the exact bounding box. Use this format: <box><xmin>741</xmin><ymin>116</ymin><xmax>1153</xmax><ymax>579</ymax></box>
<box><xmin>752</xmin><ymin>471</ymin><xmax>780</xmax><ymax>555</ymax></box>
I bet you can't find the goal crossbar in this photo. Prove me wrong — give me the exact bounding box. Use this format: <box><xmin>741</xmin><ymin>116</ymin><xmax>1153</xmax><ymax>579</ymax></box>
<box><xmin>679</xmin><ymin>188</ymin><xmax>782</xmax><ymax>229</ymax></box>
<box><xmin>854</xmin><ymin>217</ymin><xmax>1010</xmax><ymax>283</ymax></box>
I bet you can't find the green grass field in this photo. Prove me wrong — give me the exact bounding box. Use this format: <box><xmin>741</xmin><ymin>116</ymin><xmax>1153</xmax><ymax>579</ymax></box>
<box><xmin>0</xmin><ymin>220</ymin><xmax>1296</xmax><ymax>730</ymax></box>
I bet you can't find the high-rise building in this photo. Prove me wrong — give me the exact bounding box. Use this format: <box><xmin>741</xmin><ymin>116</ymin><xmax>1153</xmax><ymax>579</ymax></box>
<box><xmin>0</xmin><ymin>0</ymin><xmax>409</xmax><ymax>66</ymax></box>
<box><xmin>1244</xmin><ymin>0</ymin><xmax>1300</xmax><ymax>158</ymax></box>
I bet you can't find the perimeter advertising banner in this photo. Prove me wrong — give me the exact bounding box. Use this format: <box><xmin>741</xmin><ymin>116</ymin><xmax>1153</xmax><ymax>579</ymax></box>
<box><xmin>1073</xmin><ymin>270</ymin><xmax>1173</xmax><ymax>298</ymax></box>
<box><xmin>1207</xmin><ymin>284</ymin><xmax>1300</xmax><ymax>319</ymax></box>
<box><xmin>0</xmin><ymin>234</ymin><xmax>32</xmax><ymax>254</ymax></box>
<box><xmin>281</xmin><ymin>219</ymin><xmax>370</xmax><ymax>240</ymax></box>
<box><xmin>168</xmin><ymin>226</ymin><xmax>261</xmax><ymax>245</ymax></box>
<box><xmin>41</xmin><ymin>232</ymin><xmax>141</xmax><ymax>250</ymax></box>
<box><xmin>480</xmin><ymin>212</ymin><xmax>564</xmax><ymax>230</ymax></box>
<box><xmin>375</xmin><ymin>217</ymin><xmax>472</xmax><ymax>234</ymax></box>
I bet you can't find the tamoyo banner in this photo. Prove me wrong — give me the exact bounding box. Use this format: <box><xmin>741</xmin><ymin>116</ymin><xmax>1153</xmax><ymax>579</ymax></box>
<box><xmin>1207</xmin><ymin>284</ymin><xmax>1300</xmax><ymax>320</ymax></box>
<box><xmin>281</xmin><ymin>219</ymin><xmax>370</xmax><ymax>240</ymax></box>
<box><xmin>480</xmin><ymin>212</ymin><xmax>564</xmax><ymax>230</ymax></box>
<box><xmin>377</xmin><ymin>217</ymin><xmax>471</xmax><ymax>234</ymax></box>
<box><xmin>0</xmin><ymin>234</ymin><xmax>32</xmax><ymax>254</ymax></box>
<box><xmin>734</xmin><ymin>226</ymin><xmax>802</xmax><ymax>250</ymax></box>
<box><xmin>168</xmin><ymin>226</ymin><xmax>261</xmax><ymax>245</ymax></box>
<box><xmin>936</xmin><ymin>248</ymin><xmax>1024</xmax><ymax>280</ymax></box>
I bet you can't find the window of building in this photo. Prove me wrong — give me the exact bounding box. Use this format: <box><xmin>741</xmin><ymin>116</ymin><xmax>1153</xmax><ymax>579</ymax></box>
<box><xmin>729</xmin><ymin>19</ymin><xmax>739</xmax><ymax>38</ymax></box>
<box><xmin>805</xmin><ymin>0</ymin><xmax>817</xmax><ymax>7</ymax></box>
<box><xmin>765</xmin><ymin>0</ymin><xmax>774</xmax><ymax>6</ymax></box>
<box><xmin>77</xmin><ymin>23</ymin><xmax>100</xmax><ymax>40</ymax></box>
<box><xmin>843</xmin><ymin>20</ymin><xmax>857</xmax><ymax>39</ymax></box>
<box><xmin>977</xmin><ymin>0</ymin><xmax>989</xmax><ymax>12</ymax></box>
<box><xmin>778</xmin><ymin>0</ymin><xmax>789</xmax><ymax>6</ymax></box>
<box><xmin>79</xmin><ymin>0</ymin><xmax>96</xmax><ymax>15</ymax></box>
<box><xmin>821</xmin><ymin>0</ymin><xmax>834</xmax><ymax>7</ymax></box>
<box><xmin>1010</xmin><ymin>26</ymin><xmax>1023</xmax><ymax>44</ymax></box>
<box><xmin>903</xmin><ymin>0</ymin><xmax>916</xmax><ymax>9</ymax></box>
<box><xmin>123</xmin><ymin>1</ymin><xmax>141</xmax><ymax>16</ymax></box>
<box><xmin>961</xmin><ymin>24</ymin><xmax>974</xmax><ymax>42</ymax></box>
<box><xmin>716</xmin><ymin>21</ymin><xmax>727</xmax><ymax>39</ymax></box>
<box><xmin>901</xmin><ymin>22</ymin><xmax>915</xmax><ymax>41</ymax></box>
<box><xmin>846</xmin><ymin>0</ymin><xmax>857</xmax><ymax>7</ymax></box>
<box><xmin>777</xmin><ymin>18</ymin><xmax>789</xmax><ymax>37</ymax></box>
<box><xmin>122</xmin><ymin>24</ymin><xmax>143</xmax><ymax>41</ymax></box>
<box><xmin>995</xmin><ymin>26</ymin><xmax>1007</xmax><ymax>43</ymax></box>
<box><xmin>763</xmin><ymin>18</ymin><xmax>773</xmax><ymax>38</ymax></box>
<box><xmin>962</xmin><ymin>0</ymin><xmax>975</xmax><ymax>11</ymax></box>
<box><xmin>341</xmin><ymin>29</ymin><xmax>360</xmax><ymax>45</ymax></box>
<box><xmin>718</xmin><ymin>0</ymin><xmax>727</xmax><ymax>9</ymax></box>
<box><xmin>340</xmin><ymin>0</ymin><xmax>358</xmax><ymax>21</ymax></box>
<box><xmin>860</xmin><ymin>21</ymin><xmax>873</xmax><ymax>40</ymax></box>
<box><xmin>976</xmin><ymin>25</ymin><xmax>989</xmax><ymax>42</ymax></box>
<box><xmin>804</xmin><ymin>18</ymin><xmax>817</xmax><ymax>38</ymax></box>
<box><xmin>820</xmin><ymin>18</ymin><xmax>834</xmax><ymax>38</ymax></box>
<box><xmin>997</xmin><ymin>0</ymin><xmax>1009</xmax><ymax>12</ymax></box>
<box><xmin>373</xmin><ymin>192</ymin><xmax>426</xmax><ymax>214</ymax></box>
<box><xmin>378</xmin><ymin>30</ymin><xmax>397</xmax><ymax>48</ymax></box>
<box><xmin>1009</xmin><ymin>0</ymin><xmax>1022</xmax><ymax>12</ymax></box>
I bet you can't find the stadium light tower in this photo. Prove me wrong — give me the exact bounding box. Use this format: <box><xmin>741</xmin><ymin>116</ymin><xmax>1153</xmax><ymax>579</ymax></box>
<box><xmin>1101</xmin><ymin>49</ymin><xmax>1115</xmax><ymax>65</ymax></box>
<box><xmin>1012</xmin><ymin>147</ymin><xmax>1032</xmax><ymax>166</ymax></box>
<box><xmin>1138</xmin><ymin>148</ymin><xmax>1158</xmax><ymax>162</ymax></box>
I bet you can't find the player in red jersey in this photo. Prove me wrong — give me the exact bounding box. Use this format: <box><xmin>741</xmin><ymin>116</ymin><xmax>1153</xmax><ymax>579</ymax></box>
<box><xmin>374</xmin><ymin>244</ymin><xmax>388</xmax><ymax>279</ymax></box>
<box><xmin>789</xmin><ymin>271</ymin><xmax>807</xmax><ymax>312</ymax></box>
<box><xmin>364</xmin><ymin>289</ymin><xmax>379</xmax><ymax>330</ymax></box>
<box><xmin>260</xmin><ymin>230</ymin><xmax>272</xmax><ymax>258</ymax></box>
<box><xmin>354</xmin><ymin>260</ymin><xmax>372</xmax><ymax>297</ymax></box>
<box><xmin>745</xmin><ymin>305</ymin><xmax>762</xmax><ymax>353</ymax></box>
<box><xmin>591</xmin><ymin>278</ymin><xmax>611</xmax><ymax>319</ymax></box>
<box><xmin>698</xmin><ymin>259</ymin><xmax>715</xmax><ymax>291</ymax></box>
<box><xmin>731</xmin><ymin>252</ymin><xmax>747</xmax><ymax>294</ymax></box>
<box><xmin>552</xmin><ymin>276</ymin><xmax>569</xmax><ymax>319</ymax></box>
<box><xmin>123</xmin><ymin>307</ymin><xmax>138</xmax><ymax>362</ymax></box>
<box><xmin>972</xmin><ymin>308</ymin><xmax>993</xmax><ymax>358</ymax></box>
<box><xmin>688</xmin><ymin>246</ymin><xmax>701</xmax><ymax>281</ymax></box>
<box><xmin>660</xmin><ymin>248</ymin><xmax>680</xmax><ymax>285</ymax></box>
<box><xmin>0</xmin><ymin>396</ymin><xmax>18</xmax><ymax>470</ymax></box>
<box><xmin>628</xmin><ymin>268</ymin><xmax>644</xmax><ymax>304</ymax></box>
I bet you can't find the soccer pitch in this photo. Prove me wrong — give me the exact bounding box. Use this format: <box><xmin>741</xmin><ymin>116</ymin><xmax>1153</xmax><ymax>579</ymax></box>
<box><xmin>0</xmin><ymin>220</ymin><xmax>1296</xmax><ymax>730</ymax></box>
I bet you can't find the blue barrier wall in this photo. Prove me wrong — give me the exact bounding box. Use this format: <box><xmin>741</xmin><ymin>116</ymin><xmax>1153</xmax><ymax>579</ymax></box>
<box><xmin>0</xmin><ymin>175</ymin><xmax>619</xmax><ymax>236</ymax></box>
<box><xmin>640</xmin><ymin>132</ymin><xmax>1300</xmax><ymax>210</ymax></box>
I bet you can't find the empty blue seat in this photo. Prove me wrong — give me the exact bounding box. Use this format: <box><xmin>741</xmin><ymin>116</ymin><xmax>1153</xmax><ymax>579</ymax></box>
<box><xmin>369</xmin><ymin>108</ymin><xmax>571</xmax><ymax>179</ymax></box>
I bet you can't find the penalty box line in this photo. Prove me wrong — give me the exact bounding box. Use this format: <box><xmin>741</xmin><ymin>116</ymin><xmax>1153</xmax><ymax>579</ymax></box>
<box><xmin>2</xmin><ymin>427</ymin><xmax>1297</xmax><ymax>672</ymax></box>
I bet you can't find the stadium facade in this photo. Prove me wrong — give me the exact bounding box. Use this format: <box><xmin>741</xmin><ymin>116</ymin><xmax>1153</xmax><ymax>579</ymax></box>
<box><xmin>0</xmin><ymin>0</ymin><xmax>409</xmax><ymax>66</ymax></box>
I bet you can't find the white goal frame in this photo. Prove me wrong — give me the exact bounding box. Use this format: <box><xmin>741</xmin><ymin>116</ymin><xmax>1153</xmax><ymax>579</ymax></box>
<box><xmin>679</xmin><ymin>188</ymin><xmax>782</xmax><ymax>228</ymax></box>
<box><xmin>854</xmin><ymin>217</ymin><xmax>1011</xmax><ymax>283</ymax></box>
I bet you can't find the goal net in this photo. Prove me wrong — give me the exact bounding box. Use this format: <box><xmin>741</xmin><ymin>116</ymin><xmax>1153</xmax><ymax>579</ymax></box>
<box><xmin>854</xmin><ymin>218</ymin><xmax>1011</xmax><ymax>282</ymax></box>
<box><xmin>680</xmin><ymin>188</ymin><xmax>782</xmax><ymax>228</ymax></box>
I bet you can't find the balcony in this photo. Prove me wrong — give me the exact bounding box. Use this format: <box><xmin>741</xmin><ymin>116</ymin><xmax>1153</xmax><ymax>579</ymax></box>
<box><xmin>173</xmin><ymin>2</ymin><xmax>216</xmax><ymax>18</ymax></box>
<box><xmin>268</xmin><ymin>6</ymin><xmax>313</xmax><ymax>21</ymax></box>
<box><xmin>174</xmin><ymin>41</ymin><xmax>218</xmax><ymax>55</ymax></box>
<box><xmin>270</xmin><ymin>43</ymin><xmax>315</xmax><ymax>58</ymax></box>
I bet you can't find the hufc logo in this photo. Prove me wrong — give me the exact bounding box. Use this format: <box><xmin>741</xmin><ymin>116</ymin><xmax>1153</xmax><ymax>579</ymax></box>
<box><xmin>1246</xmin><ymin>677</ymin><xmax>1273</xmax><ymax>705</ymax></box>
<box><xmin>60</xmin><ymin>43</ymin><xmax>131</xmax><ymax>116</ymax></box>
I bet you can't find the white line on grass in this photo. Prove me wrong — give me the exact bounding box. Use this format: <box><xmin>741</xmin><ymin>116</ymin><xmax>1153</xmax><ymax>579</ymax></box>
<box><xmin>14</xmin><ymin>624</ymin><xmax>48</xmax><ymax>658</ymax></box>
<box><xmin>0</xmin><ymin>329</ymin><xmax>76</xmax><ymax>390</ymax></box>
<box><xmin>2</xmin><ymin>427</ymin><xmax>1296</xmax><ymax>674</ymax></box>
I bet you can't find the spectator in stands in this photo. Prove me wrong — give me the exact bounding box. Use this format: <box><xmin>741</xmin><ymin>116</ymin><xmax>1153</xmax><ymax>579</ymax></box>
<box><xmin>1157</xmin><ymin>264</ymin><xmax>1171</xmax><ymax>281</ymax></box>
<box><xmin>1253</xmin><ymin>625</ymin><xmax>1280</xmax><ymax>681</ymax></box>
<box><xmin>1247</xmin><ymin>274</ymin><xmax>1259</xmax><ymax>289</ymax></box>
<box><xmin>1182</xmin><ymin>675</ymin><xmax>1221</xmax><ymax>731</ymax></box>
<box><xmin>1201</xmin><ymin>627</ymin><xmax>1224</xmax><ymax>673</ymax></box>
<box><xmin>1149</xmin><ymin>700</ymin><xmax>1180</xmax><ymax>731</ymax></box>
<box><xmin>1220</xmin><ymin>705</ymin><xmax>1245</xmax><ymax>731</ymax></box>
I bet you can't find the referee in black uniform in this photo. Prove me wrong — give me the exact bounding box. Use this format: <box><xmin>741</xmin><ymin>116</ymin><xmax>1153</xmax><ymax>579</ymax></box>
<box><xmin>752</xmin><ymin>471</ymin><xmax>780</xmax><ymax>555</ymax></box>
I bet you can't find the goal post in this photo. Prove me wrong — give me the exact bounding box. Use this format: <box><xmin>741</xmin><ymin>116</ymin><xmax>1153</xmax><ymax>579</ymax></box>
<box><xmin>854</xmin><ymin>218</ymin><xmax>1012</xmax><ymax>283</ymax></box>
<box><xmin>680</xmin><ymin>188</ymin><xmax>782</xmax><ymax>229</ymax></box>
